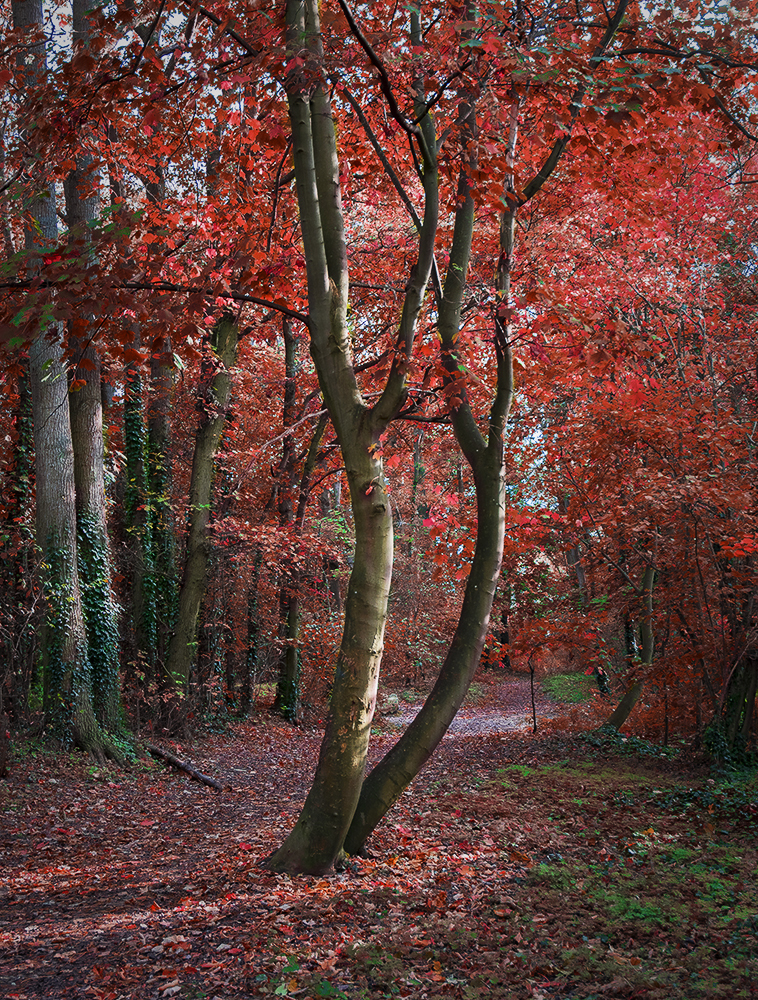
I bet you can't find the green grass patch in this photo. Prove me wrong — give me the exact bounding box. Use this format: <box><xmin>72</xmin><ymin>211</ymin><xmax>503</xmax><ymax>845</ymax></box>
<box><xmin>542</xmin><ymin>672</ymin><xmax>594</xmax><ymax>704</ymax></box>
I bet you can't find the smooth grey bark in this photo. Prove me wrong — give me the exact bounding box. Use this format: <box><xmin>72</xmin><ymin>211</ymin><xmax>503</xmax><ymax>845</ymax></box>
<box><xmin>13</xmin><ymin>0</ymin><xmax>112</xmax><ymax>759</ymax></box>
<box><xmin>65</xmin><ymin>0</ymin><xmax>120</xmax><ymax>731</ymax></box>
<box><xmin>264</xmin><ymin>0</ymin><xmax>438</xmax><ymax>874</ymax></box>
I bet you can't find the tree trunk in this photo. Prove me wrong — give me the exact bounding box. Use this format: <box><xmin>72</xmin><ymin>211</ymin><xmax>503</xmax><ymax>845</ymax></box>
<box><xmin>721</xmin><ymin>655</ymin><xmax>758</xmax><ymax>750</ymax></box>
<box><xmin>273</xmin><ymin>318</ymin><xmax>303</xmax><ymax>720</ymax></box>
<box><xmin>604</xmin><ymin>680</ymin><xmax>644</xmax><ymax>731</ymax></box>
<box><xmin>1</xmin><ymin>367</ymin><xmax>37</xmax><ymax>720</ymax></box>
<box><xmin>344</xmin><ymin>450</ymin><xmax>507</xmax><ymax>854</ymax></box>
<box><xmin>69</xmin><ymin>353</ymin><xmax>120</xmax><ymax>732</ymax></box>
<box><xmin>148</xmin><ymin>334</ymin><xmax>177</xmax><ymax>669</ymax></box>
<box><xmin>265</xmin><ymin>432</ymin><xmax>394</xmax><ymax>871</ymax></box>
<box><xmin>13</xmin><ymin>0</ymin><xmax>111</xmax><ymax>760</ymax></box>
<box><xmin>264</xmin><ymin>0</ymin><xmax>439</xmax><ymax>874</ymax></box>
<box><xmin>345</xmin><ymin>44</ymin><xmax>512</xmax><ymax>853</ymax></box>
<box><xmin>603</xmin><ymin>564</ymin><xmax>655</xmax><ymax>731</ymax></box>
<box><xmin>124</xmin><ymin>361</ymin><xmax>156</xmax><ymax>676</ymax></box>
<box><xmin>273</xmin><ymin>390</ymin><xmax>328</xmax><ymax>722</ymax></box>
<box><xmin>30</xmin><ymin>331</ymin><xmax>105</xmax><ymax>756</ymax></box>
<box><xmin>64</xmin><ymin>6</ymin><xmax>120</xmax><ymax>731</ymax></box>
<box><xmin>275</xmin><ymin>592</ymin><xmax>301</xmax><ymax>722</ymax></box>
<box><xmin>242</xmin><ymin>550</ymin><xmax>264</xmax><ymax>713</ymax></box>
<box><xmin>163</xmin><ymin>312</ymin><xmax>238</xmax><ymax>722</ymax></box>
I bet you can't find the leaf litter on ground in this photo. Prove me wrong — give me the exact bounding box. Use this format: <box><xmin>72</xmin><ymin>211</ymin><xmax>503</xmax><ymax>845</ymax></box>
<box><xmin>1</xmin><ymin>678</ymin><xmax>756</xmax><ymax>999</ymax></box>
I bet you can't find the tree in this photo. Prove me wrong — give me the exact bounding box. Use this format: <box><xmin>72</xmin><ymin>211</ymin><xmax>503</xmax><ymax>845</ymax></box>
<box><xmin>66</xmin><ymin>0</ymin><xmax>120</xmax><ymax>732</ymax></box>
<box><xmin>163</xmin><ymin>312</ymin><xmax>238</xmax><ymax>728</ymax></box>
<box><xmin>263</xmin><ymin>0</ymin><xmax>441</xmax><ymax>873</ymax></box>
<box><xmin>10</xmin><ymin>0</ymin><xmax>116</xmax><ymax>759</ymax></box>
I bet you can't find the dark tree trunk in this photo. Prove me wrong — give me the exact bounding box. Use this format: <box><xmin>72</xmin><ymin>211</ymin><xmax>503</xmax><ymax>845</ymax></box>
<box><xmin>148</xmin><ymin>335</ymin><xmax>178</xmax><ymax>669</ymax></box>
<box><xmin>163</xmin><ymin>312</ymin><xmax>238</xmax><ymax>725</ymax></box>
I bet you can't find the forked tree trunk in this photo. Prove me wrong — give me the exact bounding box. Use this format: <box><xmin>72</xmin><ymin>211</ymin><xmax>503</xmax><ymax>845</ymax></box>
<box><xmin>264</xmin><ymin>0</ymin><xmax>438</xmax><ymax>874</ymax></box>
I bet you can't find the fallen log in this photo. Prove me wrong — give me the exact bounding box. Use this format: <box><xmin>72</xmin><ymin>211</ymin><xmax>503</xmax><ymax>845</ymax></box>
<box><xmin>145</xmin><ymin>742</ymin><xmax>226</xmax><ymax>792</ymax></box>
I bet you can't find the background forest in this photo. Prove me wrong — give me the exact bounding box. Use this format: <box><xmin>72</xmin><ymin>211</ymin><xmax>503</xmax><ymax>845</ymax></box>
<box><xmin>1</xmin><ymin>0</ymin><xmax>757</xmax><ymax>846</ymax></box>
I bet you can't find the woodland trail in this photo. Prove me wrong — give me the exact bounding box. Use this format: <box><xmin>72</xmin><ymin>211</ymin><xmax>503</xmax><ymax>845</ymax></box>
<box><xmin>2</xmin><ymin>680</ymin><xmax>754</xmax><ymax>1000</ymax></box>
<box><xmin>381</xmin><ymin>675</ymin><xmax>563</xmax><ymax>736</ymax></box>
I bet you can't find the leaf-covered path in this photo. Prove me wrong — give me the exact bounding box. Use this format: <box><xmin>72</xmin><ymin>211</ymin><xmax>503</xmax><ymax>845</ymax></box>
<box><xmin>1</xmin><ymin>685</ymin><xmax>756</xmax><ymax>1000</ymax></box>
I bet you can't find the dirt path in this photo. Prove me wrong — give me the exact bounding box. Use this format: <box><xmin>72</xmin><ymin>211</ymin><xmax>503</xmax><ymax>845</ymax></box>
<box><xmin>379</xmin><ymin>675</ymin><xmax>563</xmax><ymax>736</ymax></box>
<box><xmin>4</xmin><ymin>681</ymin><xmax>739</xmax><ymax>1000</ymax></box>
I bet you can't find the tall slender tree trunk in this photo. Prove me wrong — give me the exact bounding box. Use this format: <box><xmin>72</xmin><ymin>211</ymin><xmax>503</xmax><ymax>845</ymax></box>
<box><xmin>124</xmin><ymin>360</ymin><xmax>156</xmax><ymax>678</ymax></box>
<box><xmin>163</xmin><ymin>312</ymin><xmax>238</xmax><ymax>726</ymax></box>
<box><xmin>264</xmin><ymin>0</ymin><xmax>439</xmax><ymax>874</ymax></box>
<box><xmin>148</xmin><ymin>335</ymin><xmax>177</xmax><ymax>668</ymax></box>
<box><xmin>273</xmin><ymin>318</ymin><xmax>302</xmax><ymax>720</ymax></box>
<box><xmin>242</xmin><ymin>550</ymin><xmax>264</xmax><ymax>714</ymax></box>
<box><xmin>65</xmin><ymin>0</ymin><xmax>120</xmax><ymax>731</ymax></box>
<box><xmin>273</xmin><ymin>323</ymin><xmax>328</xmax><ymax>721</ymax></box>
<box><xmin>13</xmin><ymin>0</ymin><xmax>113</xmax><ymax>759</ymax></box>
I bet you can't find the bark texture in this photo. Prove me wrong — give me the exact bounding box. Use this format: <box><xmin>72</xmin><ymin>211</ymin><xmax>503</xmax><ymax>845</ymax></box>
<box><xmin>65</xmin><ymin>0</ymin><xmax>120</xmax><ymax>731</ymax></box>
<box><xmin>264</xmin><ymin>0</ymin><xmax>438</xmax><ymax>874</ymax></box>
<box><xmin>163</xmin><ymin>313</ymin><xmax>238</xmax><ymax>716</ymax></box>
<box><xmin>14</xmin><ymin>0</ymin><xmax>111</xmax><ymax>759</ymax></box>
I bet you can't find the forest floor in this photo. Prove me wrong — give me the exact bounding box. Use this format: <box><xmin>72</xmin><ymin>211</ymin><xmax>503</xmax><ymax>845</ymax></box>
<box><xmin>1</xmin><ymin>676</ymin><xmax>757</xmax><ymax>1000</ymax></box>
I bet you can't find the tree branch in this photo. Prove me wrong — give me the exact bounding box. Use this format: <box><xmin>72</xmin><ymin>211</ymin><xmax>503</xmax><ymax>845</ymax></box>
<box><xmin>335</xmin><ymin>0</ymin><xmax>427</xmax><ymax>156</ymax></box>
<box><xmin>521</xmin><ymin>0</ymin><xmax>628</xmax><ymax>203</ymax></box>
